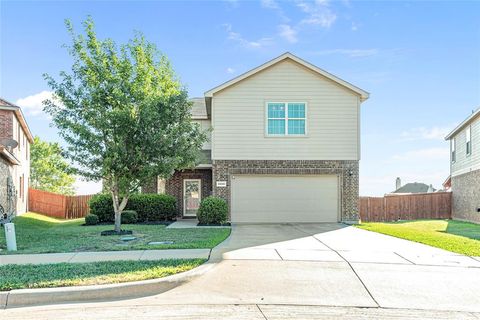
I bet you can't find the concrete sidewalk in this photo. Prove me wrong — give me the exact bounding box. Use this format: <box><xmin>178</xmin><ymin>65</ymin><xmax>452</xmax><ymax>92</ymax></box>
<box><xmin>0</xmin><ymin>249</ymin><xmax>211</xmax><ymax>265</ymax></box>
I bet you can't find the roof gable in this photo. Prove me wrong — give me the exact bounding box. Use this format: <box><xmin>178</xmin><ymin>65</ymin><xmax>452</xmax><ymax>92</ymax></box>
<box><xmin>204</xmin><ymin>52</ymin><xmax>369</xmax><ymax>101</ymax></box>
<box><xmin>445</xmin><ymin>107</ymin><xmax>480</xmax><ymax>140</ymax></box>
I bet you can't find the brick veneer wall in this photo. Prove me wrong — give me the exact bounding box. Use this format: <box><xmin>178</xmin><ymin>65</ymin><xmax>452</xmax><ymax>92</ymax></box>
<box><xmin>0</xmin><ymin>157</ymin><xmax>10</xmax><ymax>214</ymax></box>
<box><xmin>0</xmin><ymin>110</ymin><xmax>13</xmax><ymax>139</ymax></box>
<box><xmin>212</xmin><ymin>160</ymin><xmax>359</xmax><ymax>223</ymax></box>
<box><xmin>452</xmin><ymin>169</ymin><xmax>480</xmax><ymax>223</ymax></box>
<box><xmin>165</xmin><ymin>169</ymin><xmax>213</xmax><ymax>217</ymax></box>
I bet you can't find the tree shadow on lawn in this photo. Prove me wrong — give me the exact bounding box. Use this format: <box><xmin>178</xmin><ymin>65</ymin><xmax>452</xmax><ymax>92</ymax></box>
<box><xmin>445</xmin><ymin>220</ymin><xmax>480</xmax><ymax>241</ymax></box>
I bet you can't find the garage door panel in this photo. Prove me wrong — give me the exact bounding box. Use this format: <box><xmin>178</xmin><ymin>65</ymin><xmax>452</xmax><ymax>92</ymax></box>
<box><xmin>231</xmin><ymin>175</ymin><xmax>338</xmax><ymax>223</ymax></box>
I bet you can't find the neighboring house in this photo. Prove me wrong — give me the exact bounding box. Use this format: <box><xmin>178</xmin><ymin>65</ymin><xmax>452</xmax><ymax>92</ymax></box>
<box><xmin>445</xmin><ymin>107</ymin><xmax>480</xmax><ymax>223</ymax></box>
<box><xmin>442</xmin><ymin>175</ymin><xmax>451</xmax><ymax>192</ymax></box>
<box><xmin>144</xmin><ymin>52</ymin><xmax>369</xmax><ymax>223</ymax></box>
<box><xmin>389</xmin><ymin>177</ymin><xmax>436</xmax><ymax>194</ymax></box>
<box><xmin>0</xmin><ymin>98</ymin><xmax>33</xmax><ymax>216</ymax></box>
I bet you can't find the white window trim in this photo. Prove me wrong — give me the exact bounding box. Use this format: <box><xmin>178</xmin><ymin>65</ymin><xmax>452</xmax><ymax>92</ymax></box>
<box><xmin>183</xmin><ymin>179</ymin><xmax>202</xmax><ymax>217</ymax></box>
<box><xmin>451</xmin><ymin>138</ymin><xmax>456</xmax><ymax>163</ymax></box>
<box><xmin>265</xmin><ymin>102</ymin><xmax>308</xmax><ymax>137</ymax></box>
<box><xmin>466</xmin><ymin>126</ymin><xmax>472</xmax><ymax>156</ymax></box>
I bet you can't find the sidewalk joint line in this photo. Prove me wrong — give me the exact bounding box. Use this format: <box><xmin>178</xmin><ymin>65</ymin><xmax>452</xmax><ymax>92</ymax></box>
<box><xmin>256</xmin><ymin>304</ymin><xmax>269</xmax><ymax>320</ymax></box>
<box><xmin>68</xmin><ymin>252</ymin><xmax>79</xmax><ymax>263</ymax></box>
<box><xmin>138</xmin><ymin>250</ymin><xmax>146</xmax><ymax>261</ymax></box>
<box><xmin>274</xmin><ymin>249</ymin><xmax>283</xmax><ymax>260</ymax></box>
<box><xmin>393</xmin><ymin>252</ymin><xmax>416</xmax><ymax>265</ymax></box>
<box><xmin>302</xmin><ymin>228</ymin><xmax>381</xmax><ymax>308</ymax></box>
<box><xmin>4</xmin><ymin>292</ymin><xmax>9</xmax><ymax>309</ymax></box>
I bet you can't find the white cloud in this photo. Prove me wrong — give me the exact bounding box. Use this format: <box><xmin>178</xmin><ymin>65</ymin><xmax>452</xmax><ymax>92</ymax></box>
<box><xmin>15</xmin><ymin>90</ymin><xmax>57</xmax><ymax>116</ymax></box>
<box><xmin>391</xmin><ymin>147</ymin><xmax>449</xmax><ymax>161</ymax></box>
<box><xmin>223</xmin><ymin>24</ymin><xmax>273</xmax><ymax>49</ymax></box>
<box><xmin>400</xmin><ymin>126</ymin><xmax>453</xmax><ymax>141</ymax></box>
<box><xmin>297</xmin><ymin>0</ymin><xmax>337</xmax><ymax>28</ymax></box>
<box><xmin>351</xmin><ymin>22</ymin><xmax>359</xmax><ymax>31</ymax></box>
<box><xmin>313</xmin><ymin>49</ymin><xmax>379</xmax><ymax>57</ymax></box>
<box><xmin>261</xmin><ymin>0</ymin><xmax>279</xmax><ymax>9</ymax></box>
<box><xmin>278</xmin><ymin>24</ymin><xmax>298</xmax><ymax>43</ymax></box>
<box><xmin>226</xmin><ymin>67</ymin><xmax>235</xmax><ymax>74</ymax></box>
<box><xmin>261</xmin><ymin>0</ymin><xmax>290</xmax><ymax>22</ymax></box>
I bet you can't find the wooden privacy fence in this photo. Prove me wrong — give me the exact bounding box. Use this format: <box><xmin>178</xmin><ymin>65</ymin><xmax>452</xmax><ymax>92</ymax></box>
<box><xmin>28</xmin><ymin>188</ymin><xmax>94</xmax><ymax>219</ymax></box>
<box><xmin>359</xmin><ymin>192</ymin><xmax>452</xmax><ymax>222</ymax></box>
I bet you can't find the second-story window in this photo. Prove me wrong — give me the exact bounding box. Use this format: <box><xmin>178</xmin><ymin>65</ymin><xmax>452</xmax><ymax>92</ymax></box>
<box><xmin>267</xmin><ymin>102</ymin><xmax>306</xmax><ymax>136</ymax></box>
<box><xmin>451</xmin><ymin>138</ymin><xmax>456</xmax><ymax>163</ymax></box>
<box><xmin>466</xmin><ymin>126</ymin><xmax>472</xmax><ymax>156</ymax></box>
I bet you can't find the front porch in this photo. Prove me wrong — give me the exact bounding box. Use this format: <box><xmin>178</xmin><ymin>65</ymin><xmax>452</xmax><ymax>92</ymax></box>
<box><xmin>142</xmin><ymin>168</ymin><xmax>213</xmax><ymax>218</ymax></box>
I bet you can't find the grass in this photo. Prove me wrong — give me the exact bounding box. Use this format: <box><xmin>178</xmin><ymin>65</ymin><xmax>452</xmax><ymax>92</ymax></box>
<box><xmin>356</xmin><ymin>219</ymin><xmax>480</xmax><ymax>256</ymax></box>
<box><xmin>0</xmin><ymin>212</ymin><xmax>231</xmax><ymax>255</ymax></box>
<box><xmin>0</xmin><ymin>259</ymin><xmax>205</xmax><ymax>291</ymax></box>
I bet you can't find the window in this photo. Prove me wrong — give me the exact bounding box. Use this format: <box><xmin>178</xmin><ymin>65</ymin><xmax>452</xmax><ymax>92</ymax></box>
<box><xmin>17</xmin><ymin>123</ymin><xmax>21</xmax><ymax>151</ymax></box>
<box><xmin>267</xmin><ymin>102</ymin><xmax>306</xmax><ymax>136</ymax></box>
<box><xmin>466</xmin><ymin>126</ymin><xmax>472</xmax><ymax>156</ymax></box>
<box><xmin>451</xmin><ymin>138</ymin><xmax>456</xmax><ymax>163</ymax></box>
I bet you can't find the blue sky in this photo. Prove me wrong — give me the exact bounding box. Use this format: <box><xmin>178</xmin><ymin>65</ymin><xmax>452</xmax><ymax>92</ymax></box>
<box><xmin>1</xmin><ymin>0</ymin><xmax>479</xmax><ymax>195</ymax></box>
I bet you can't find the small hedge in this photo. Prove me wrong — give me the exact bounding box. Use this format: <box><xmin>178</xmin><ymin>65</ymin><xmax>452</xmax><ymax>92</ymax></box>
<box><xmin>89</xmin><ymin>193</ymin><xmax>177</xmax><ymax>223</ymax></box>
<box><xmin>197</xmin><ymin>196</ymin><xmax>228</xmax><ymax>225</ymax></box>
<box><xmin>121</xmin><ymin>210</ymin><xmax>138</xmax><ymax>224</ymax></box>
<box><xmin>85</xmin><ymin>214</ymin><xmax>99</xmax><ymax>226</ymax></box>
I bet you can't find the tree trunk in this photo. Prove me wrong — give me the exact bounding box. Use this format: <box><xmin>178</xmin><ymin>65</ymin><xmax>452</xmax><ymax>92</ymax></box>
<box><xmin>111</xmin><ymin>187</ymin><xmax>129</xmax><ymax>233</ymax></box>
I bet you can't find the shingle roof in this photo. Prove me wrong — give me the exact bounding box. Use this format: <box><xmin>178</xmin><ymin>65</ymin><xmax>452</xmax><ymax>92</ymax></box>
<box><xmin>191</xmin><ymin>98</ymin><xmax>208</xmax><ymax>119</ymax></box>
<box><xmin>392</xmin><ymin>182</ymin><xmax>436</xmax><ymax>194</ymax></box>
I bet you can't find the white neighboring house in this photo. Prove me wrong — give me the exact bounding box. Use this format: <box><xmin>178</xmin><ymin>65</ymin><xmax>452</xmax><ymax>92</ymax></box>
<box><xmin>144</xmin><ymin>52</ymin><xmax>370</xmax><ymax>224</ymax></box>
<box><xmin>0</xmin><ymin>98</ymin><xmax>33</xmax><ymax>216</ymax></box>
<box><xmin>445</xmin><ymin>107</ymin><xmax>480</xmax><ymax>223</ymax></box>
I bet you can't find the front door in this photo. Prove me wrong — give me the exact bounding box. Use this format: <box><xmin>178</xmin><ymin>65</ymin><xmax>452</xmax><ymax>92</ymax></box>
<box><xmin>184</xmin><ymin>179</ymin><xmax>201</xmax><ymax>217</ymax></box>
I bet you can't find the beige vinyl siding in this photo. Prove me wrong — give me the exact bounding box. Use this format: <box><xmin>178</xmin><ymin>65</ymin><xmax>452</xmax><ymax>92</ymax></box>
<box><xmin>194</xmin><ymin>119</ymin><xmax>212</xmax><ymax>150</ymax></box>
<box><xmin>451</xmin><ymin>116</ymin><xmax>480</xmax><ymax>176</ymax></box>
<box><xmin>211</xmin><ymin>58</ymin><xmax>360</xmax><ymax>160</ymax></box>
<box><xmin>10</xmin><ymin>114</ymin><xmax>30</xmax><ymax>215</ymax></box>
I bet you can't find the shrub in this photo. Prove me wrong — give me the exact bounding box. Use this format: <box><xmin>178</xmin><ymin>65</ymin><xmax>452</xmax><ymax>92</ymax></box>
<box><xmin>121</xmin><ymin>210</ymin><xmax>138</xmax><ymax>224</ymax></box>
<box><xmin>197</xmin><ymin>196</ymin><xmax>228</xmax><ymax>225</ymax></box>
<box><xmin>89</xmin><ymin>193</ymin><xmax>177</xmax><ymax>223</ymax></box>
<box><xmin>85</xmin><ymin>214</ymin><xmax>99</xmax><ymax>225</ymax></box>
<box><xmin>126</xmin><ymin>194</ymin><xmax>177</xmax><ymax>222</ymax></box>
<box><xmin>89</xmin><ymin>194</ymin><xmax>114</xmax><ymax>222</ymax></box>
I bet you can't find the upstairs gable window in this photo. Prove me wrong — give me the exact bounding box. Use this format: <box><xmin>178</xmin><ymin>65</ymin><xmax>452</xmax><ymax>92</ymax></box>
<box><xmin>466</xmin><ymin>126</ymin><xmax>472</xmax><ymax>156</ymax></box>
<box><xmin>267</xmin><ymin>102</ymin><xmax>306</xmax><ymax>136</ymax></box>
<box><xmin>451</xmin><ymin>138</ymin><xmax>456</xmax><ymax>163</ymax></box>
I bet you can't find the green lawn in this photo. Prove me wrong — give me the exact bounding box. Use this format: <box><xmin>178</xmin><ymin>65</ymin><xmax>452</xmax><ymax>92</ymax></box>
<box><xmin>356</xmin><ymin>219</ymin><xmax>480</xmax><ymax>256</ymax></box>
<box><xmin>0</xmin><ymin>213</ymin><xmax>231</xmax><ymax>254</ymax></box>
<box><xmin>0</xmin><ymin>259</ymin><xmax>205</xmax><ymax>291</ymax></box>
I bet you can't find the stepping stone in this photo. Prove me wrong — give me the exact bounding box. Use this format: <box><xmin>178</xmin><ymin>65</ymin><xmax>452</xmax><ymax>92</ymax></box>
<box><xmin>148</xmin><ymin>241</ymin><xmax>174</xmax><ymax>245</ymax></box>
<box><xmin>120</xmin><ymin>236</ymin><xmax>137</xmax><ymax>241</ymax></box>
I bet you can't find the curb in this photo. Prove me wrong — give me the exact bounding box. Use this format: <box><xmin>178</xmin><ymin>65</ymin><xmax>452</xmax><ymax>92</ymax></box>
<box><xmin>1</xmin><ymin>261</ymin><xmax>215</xmax><ymax>309</ymax></box>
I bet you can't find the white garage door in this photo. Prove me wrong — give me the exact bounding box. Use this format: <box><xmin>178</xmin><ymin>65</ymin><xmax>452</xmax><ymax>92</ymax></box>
<box><xmin>231</xmin><ymin>175</ymin><xmax>339</xmax><ymax>223</ymax></box>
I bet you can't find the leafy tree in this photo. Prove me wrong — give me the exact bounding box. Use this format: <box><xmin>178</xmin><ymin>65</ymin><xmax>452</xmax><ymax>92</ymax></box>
<box><xmin>30</xmin><ymin>136</ymin><xmax>75</xmax><ymax>195</ymax></box>
<box><xmin>43</xmin><ymin>18</ymin><xmax>206</xmax><ymax>232</ymax></box>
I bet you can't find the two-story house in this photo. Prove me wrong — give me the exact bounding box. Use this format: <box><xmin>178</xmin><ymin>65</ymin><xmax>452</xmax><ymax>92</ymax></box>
<box><xmin>144</xmin><ymin>53</ymin><xmax>369</xmax><ymax>224</ymax></box>
<box><xmin>0</xmin><ymin>98</ymin><xmax>33</xmax><ymax>216</ymax></box>
<box><xmin>445</xmin><ymin>107</ymin><xmax>480</xmax><ymax>223</ymax></box>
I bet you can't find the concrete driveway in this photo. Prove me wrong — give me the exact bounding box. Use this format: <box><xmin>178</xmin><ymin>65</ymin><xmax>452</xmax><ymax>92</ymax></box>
<box><xmin>140</xmin><ymin>223</ymin><xmax>480</xmax><ymax>313</ymax></box>
<box><xmin>3</xmin><ymin>223</ymin><xmax>480</xmax><ymax>319</ymax></box>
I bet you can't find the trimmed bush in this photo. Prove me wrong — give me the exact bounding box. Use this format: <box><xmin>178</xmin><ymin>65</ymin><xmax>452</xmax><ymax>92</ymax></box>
<box><xmin>89</xmin><ymin>193</ymin><xmax>177</xmax><ymax>223</ymax></box>
<box><xmin>197</xmin><ymin>196</ymin><xmax>228</xmax><ymax>225</ymax></box>
<box><xmin>126</xmin><ymin>194</ymin><xmax>177</xmax><ymax>222</ymax></box>
<box><xmin>121</xmin><ymin>210</ymin><xmax>138</xmax><ymax>224</ymax></box>
<box><xmin>85</xmin><ymin>214</ymin><xmax>99</xmax><ymax>226</ymax></box>
<box><xmin>89</xmin><ymin>194</ymin><xmax>114</xmax><ymax>222</ymax></box>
